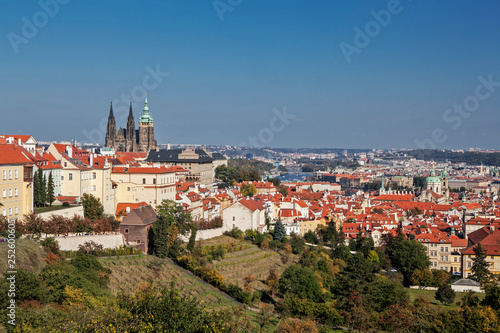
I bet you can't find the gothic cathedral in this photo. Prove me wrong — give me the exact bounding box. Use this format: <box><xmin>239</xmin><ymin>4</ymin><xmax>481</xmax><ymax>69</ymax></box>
<box><xmin>105</xmin><ymin>97</ymin><xmax>157</xmax><ymax>152</ymax></box>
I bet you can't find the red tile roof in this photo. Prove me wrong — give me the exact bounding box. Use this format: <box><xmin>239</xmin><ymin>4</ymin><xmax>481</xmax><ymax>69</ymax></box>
<box><xmin>0</xmin><ymin>144</ymin><xmax>34</xmax><ymax>165</ymax></box>
<box><xmin>239</xmin><ymin>199</ymin><xmax>265</xmax><ymax>212</ymax></box>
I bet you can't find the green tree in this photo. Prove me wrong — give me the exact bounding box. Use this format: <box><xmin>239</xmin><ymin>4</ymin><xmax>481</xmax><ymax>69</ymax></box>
<box><xmin>349</xmin><ymin>236</ymin><xmax>374</xmax><ymax>257</ymax></box>
<box><xmin>278</xmin><ymin>264</ymin><xmax>322</xmax><ymax>302</ymax></box>
<box><xmin>156</xmin><ymin>199</ymin><xmax>192</xmax><ymax>236</ymax></box>
<box><xmin>240</xmin><ymin>183</ymin><xmax>257</xmax><ymax>197</ymax></box>
<box><xmin>81</xmin><ymin>193</ymin><xmax>104</xmax><ymax>221</ymax></box>
<box><xmin>274</xmin><ymin>220</ymin><xmax>286</xmax><ymax>241</ymax></box>
<box><xmin>387</xmin><ymin>235</ymin><xmax>430</xmax><ymax>284</ymax></box>
<box><xmin>47</xmin><ymin>171</ymin><xmax>55</xmax><ymax>206</ymax></box>
<box><xmin>304</xmin><ymin>230</ymin><xmax>318</xmax><ymax>244</ymax></box>
<box><xmin>33</xmin><ymin>169</ymin><xmax>42</xmax><ymax>207</ymax></box>
<box><xmin>435</xmin><ymin>284</ymin><xmax>455</xmax><ymax>305</ymax></box>
<box><xmin>481</xmin><ymin>284</ymin><xmax>500</xmax><ymax>310</ymax></box>
<box><xmin>42</xmin><ymin>172</ymin><xmax>48</xmax><ymax>206</ymax></box>
<box><xmin>268</xmin><ymin>177</ymin><xmax>281</xmax><ymax>187</ymax></box>
<box><xmin>290</xmin><ymin>233</ymin><xmax>305</xmax><ymax>254</ymax></box>
<box><xmin>462</xmin><ymin>290</ymin><xmax>481</xmax><ymax>308</ymax></box>
<box><xmin>470</xmin><ymin>243</ymin><xmax>491</xmax><ymax>285</ymax></box>
<box><xmin>187</xmin><ymin>225</ymin><xmax>197</xmax><ymax>252</ymax></box>
<box><xmin>277</xmin><ymin>184</ymin><xmax>288</xmax><ymax>197</ymax></box>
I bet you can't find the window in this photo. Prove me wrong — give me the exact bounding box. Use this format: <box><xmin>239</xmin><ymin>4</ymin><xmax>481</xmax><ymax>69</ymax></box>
<box><xmin>2</xmin><ymin>209</ymin><xmax>5</xmax><ymax>216</ymax></box>
<box><xmin>14</xmin><ymin>170</ymin><xmax>18</xmax><ymax>179</ymax></box>
<box><xmin>8</xmin><ymin>170</ymin><xmax>12</xmax><ymax>179</ymax></box>
<box><xmin>143</xmin><ymin>178</ymin><xmax>146</xmax><ymax>184</ymax></box>
<box><xmin>8</xmin><ymin>189</ymin><xmax>12</xmax><ymax>197</ymax></box>
<box><xmin>8</xmin><ymin>208</ymin><xmax>12</xmax><ymax>216</ymax></box>
<box><xmin>2</xmin><ymin>189</ymin><xmax>5</xmax><ymax>198</ymax></box>
<box><xmin>64</xmin><ymin>162</ymin><xmax>67</xmax><ymax>167</ymax></box>
<box><xmin>127</xmin><ymin>187</ymin><xmax>130</xmax><ymax>191</ymax></box>
<box><xmin>93</xmin><ymin>172</ymin><xmax>96</xmax><ymax>179</ymax></box>
<box><xmin>491</xmin><ymin>256</ymin><xmax>495</xmax><ymax>260</ymax></box>
<box><xmin>14</xmin><ymin>207</ymin><xmax>18</xmax><ymax>215</ymax></box>
<box><xmin>14</xmin><ymin>188</ymin><xmax>18</xmax><ymax>197</ymax></box>
<box><xmin>61</xmin><ymin>175</ymin><xmax>64</xmax><ymax>180</ymax></box>
<box><xmin>69</xmin><ymin>173</ymin><xmax>73</xmax><ymax>181</ymax></box>
<box><xmin>233</xmin><ymin>216</ymin><xmax>235</xmax><ymax>221</ymax></box>
<box><xmin>468</xmin><ymin>262</ymin><xmax>471</xmax><ymax>268</ymax></box>
<box><xmin>2</xmin><ymin>170</ymin><xmax>5</xmax><ymax>180</ymax></box>
<box><xmin>153</xmin><ymin>178</ymin><xmax>156</xmax><ymax>185</ymax></box>
<box><xmin>454</xmin><ymin>257</ymin><xmax>457</xmax><ymax>262</ymax></box>
<box><xmin>137</xmin><ymin>240</ymin><xmax>141</xmax><ymax>244</ymax></box>
<box><xmin>124</xmin><ymin>228</ymin><xmax>129</xmax><ymax>234</ymax></box>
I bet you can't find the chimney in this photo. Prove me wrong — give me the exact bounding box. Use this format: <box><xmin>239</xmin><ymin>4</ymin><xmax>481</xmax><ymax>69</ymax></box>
<box><xmin>18</xmin><ymin>138</ymin><xmax>21</xmax><ymax>145</ymax></box>
<box><xmin>490</xmin><ymin>225</ymin><xmax>495</xmax><ymax>234</ymax></box>
<box><xmin>126</xmin><ymin>206</ymin><xmax>130</xmax><ymax>213</ymax></box>
<box><xmin>90</xmin><ymin>153</ymin><xmax>94</xmax><ymax>167</ymax></box>
<box><xmin>66</xmin><ymin>145</ymin><xmax>73</xmax><ymax>158</ymax></box>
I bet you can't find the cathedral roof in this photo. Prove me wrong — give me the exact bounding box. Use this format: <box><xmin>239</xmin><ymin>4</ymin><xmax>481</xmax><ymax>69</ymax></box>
<box><xmin>146</xmin><ymin>149</ymin><xmax>215</xmax><ymax>163</ymax></box>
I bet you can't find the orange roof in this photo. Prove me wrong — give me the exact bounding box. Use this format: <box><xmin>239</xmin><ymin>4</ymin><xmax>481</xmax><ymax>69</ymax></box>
<box><xmin>116</xmin><ymin>202</ymin><xmax>148</xmax><ymax>216</ymax></box>
<box><xmin>239</xmin><ymin>199</ymin><xmax>265</xmax><ymax>211</ymax></box>
<box><xmin>113</xmin><ymin>166</ymin><xmax>184</xmax><ymax>174</ymax></box>
<box><xmin>0</xmin><ymin>144</ymin><xmax>34</xmax><ymax>165</ymax></box>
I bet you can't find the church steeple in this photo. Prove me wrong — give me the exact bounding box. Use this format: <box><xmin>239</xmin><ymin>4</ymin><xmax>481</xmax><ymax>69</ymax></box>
<box><xmin>105</xmin><ymin>102</ymin><xmax>116</xmax><ymax>148</ymax></box>
<box><xmin>126</xmin><ymin>102</ymin><xmax>136</xmax><ymax>152</ymax></box>
<box><xmin>139</xmin><ymin>95</ymin><xmax>153</xmax><ymax>123</ymax></box>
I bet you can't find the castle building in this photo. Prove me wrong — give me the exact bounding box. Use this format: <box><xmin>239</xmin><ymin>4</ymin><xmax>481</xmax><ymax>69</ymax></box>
<box><xmin>105</xmin><ymin>97</ymin><xmax>157</xmax><ymax>152</ymax></box>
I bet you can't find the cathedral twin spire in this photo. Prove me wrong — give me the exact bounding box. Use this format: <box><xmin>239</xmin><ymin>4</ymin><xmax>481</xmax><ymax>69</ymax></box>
<box><xmin>104</xmin><ymin>97</ymin><xmax>156</xmax><ymax>152</ymax></box>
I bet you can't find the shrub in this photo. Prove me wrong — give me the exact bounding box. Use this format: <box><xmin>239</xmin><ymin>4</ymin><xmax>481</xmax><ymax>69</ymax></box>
<box><xmin>435</xmin><ymin>284</ymin><xmax>455</xmax><ymax>305</ymax></box>
<box><xmin>62</xmin><ymin>202</ymin><xmax>70</xmax><ymax>207</ymax></box>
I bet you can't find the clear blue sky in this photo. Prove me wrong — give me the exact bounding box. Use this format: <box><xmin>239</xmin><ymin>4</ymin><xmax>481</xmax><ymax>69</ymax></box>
<box><xmin>1</xmin><ymin>1</ymin><xmax>500</xmax><ymax>149</ymax></box>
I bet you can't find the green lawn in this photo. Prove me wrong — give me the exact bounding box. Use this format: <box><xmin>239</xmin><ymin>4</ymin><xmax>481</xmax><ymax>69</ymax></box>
<box><xmin>34</xmin><ymin>205</ymin><xmax>68</xmax><ymax>213</ymax></box>
<box><xmin>406</xmin><ymin>287</ymin><xmax>484</xmax><ymax>309</ymax></box>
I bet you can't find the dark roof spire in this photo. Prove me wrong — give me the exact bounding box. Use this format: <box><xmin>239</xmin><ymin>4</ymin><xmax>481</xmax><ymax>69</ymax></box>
<box><xmin>128</xmin><ymin>102</ymin><xmax>134</xmax><ymax>119</ymax></box>
<box><xmin>109</xmin><ymin>102</ymin><xmax>114</xmax><ymax>119</ymax></box>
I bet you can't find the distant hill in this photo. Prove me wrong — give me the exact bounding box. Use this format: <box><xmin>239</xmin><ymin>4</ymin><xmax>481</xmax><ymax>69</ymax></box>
<box><xmin>406</xmin><ymin>149</ymin><xmax>500</xmax><ymax>166</ymax></box>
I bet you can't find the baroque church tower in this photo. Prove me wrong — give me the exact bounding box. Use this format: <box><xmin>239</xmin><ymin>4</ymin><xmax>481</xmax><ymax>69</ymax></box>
<box><xmin>104</xmin><ymin>96</ymin><xmax>157</xmax><ymax>152</ymax></box>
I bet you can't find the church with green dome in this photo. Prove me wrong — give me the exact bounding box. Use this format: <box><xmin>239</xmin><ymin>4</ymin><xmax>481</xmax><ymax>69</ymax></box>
<box><xmin>419</xmin><ymin>167</ymin><xmax>450</xmax><ymax>203</ymax></box>
<box><xmin>105</xmin><ymin>96</ymin><xmax>157</xmax><ymax>152</ymax></box>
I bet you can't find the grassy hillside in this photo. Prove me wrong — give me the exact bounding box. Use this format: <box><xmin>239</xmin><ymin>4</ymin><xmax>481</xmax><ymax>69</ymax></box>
<box><xmin>0</xmin><ymin>238</ymin><xmax>45</xmax><ymax>273</ymax></box>
<box><xmin>407</xmin><ymin>287</ymin><xmax>485</xmax><ymax>309</ymax></box>
<box><xmin>205</xmin><ymin>236</ymin><xmax>299</xmax><ymax>293</ymax></box>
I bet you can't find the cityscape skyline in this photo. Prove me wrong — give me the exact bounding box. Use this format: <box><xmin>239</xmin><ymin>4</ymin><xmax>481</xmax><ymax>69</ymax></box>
<box><xmin>2</xmin><ymin>1</ymin><xmax>500</xmax><ymax>149</ymax></box>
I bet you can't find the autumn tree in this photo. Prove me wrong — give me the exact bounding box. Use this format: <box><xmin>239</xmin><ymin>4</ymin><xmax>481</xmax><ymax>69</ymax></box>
<box><xmin>241</xmin><ymin>183</ymin><xmax>257</xmax><ymax>197</ymax></box>
<box><xmin>266</xmin><ymin>268</ymin><xmax>280</xmax><ymax>296</ymax></box>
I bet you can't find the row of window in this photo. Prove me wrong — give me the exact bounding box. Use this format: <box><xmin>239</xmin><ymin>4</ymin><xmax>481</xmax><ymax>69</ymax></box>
<box><xmin>81</xmin><ymin>172</ymin><xmax>97</xmax><ymax>181</ymax></box>
<box><xmin>142</xmin><ymin>177</ymin><xmax>176</xmax><ymax>185</ymax></box>
<box><xmin>2</xmin><ymin>207</ymin><xmax>18</xmax><ymax>216</ymax></box>
<box><xmin>2</xmin><ymin>169</ymin><xmax>19</xmax><ymax>180</ymax></box>
<box><xmin>2</xmin><ymin>188</ymin><xmax>18</xmax><ymax>198</ymax></box>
